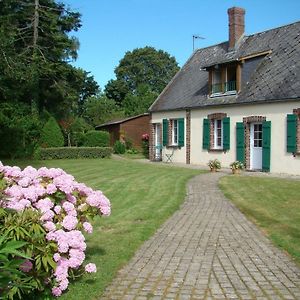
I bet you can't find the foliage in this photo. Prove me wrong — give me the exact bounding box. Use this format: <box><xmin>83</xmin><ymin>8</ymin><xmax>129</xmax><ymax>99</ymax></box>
<box><xmin>0</xmin><ymin>102</ymin><xmax>41</xmax><ymax>159</ymax></box>
<box><xmin>208</xmin><ymin>159</ymin><xmax>221</xmax><ymax>171</ymax></box>
<box><xmin>219</xmin><ymin>176</ymin><xmax>300</xmax><ymax>264</ymax></box>
<box><xmin>141</xmin><ymin>133</ymin><xmax>150</xmax><ymax>158</ymax></box>
<box><xmin>104</xmin><ymin>46</ymin><xmax>179</xmax><ymax>107</ymax></box>
<box><xmin>82</xmin><ymin>94</ymin><xmax>124</xmax><ymax>127</ymax></box>
<box><xmin>113</xmin><ymin>141</ymin><xmax>126</xmax><ymax>154</ymax></box>
<box><xmin>230</xmin><ymin>161</ymin><xmax>244</xmax><ymax>170</ymax></box>
<box><xmin>0</xmin><ymin>162</ymin><xmax>111</xmax><ymax>297</ymax></box>
<box><xmin>0</xmin><ymin>227</ymin><xmax>31</xmax><ymax>299</ymax></box>
<box><xmin>123</xmin><ymin>84</ymin><xmax>158</xmax><ymax>117</ymax></box>
<box><xmin>39</xmin><ymin>116</ymin><xmax>64</xmax><ymax>148</ymax></box>
<box><xmin>83</xmin><ymin>131</ymin><xmax>110</xmax><ymax>147</ymax></box>
<box><xmin>126</xmin><ymin>149</ymin><xmax>139</xmax><ymax>155</ymax></box>
<box><xmin>0</xmin><ymin>1</ymin><xmax>99</xmax><ymax>117</ymax></box>
<box><xmin>34</xmin><ymin>147</ymin><xmax>112</xmax><ymax>160</ymax></box>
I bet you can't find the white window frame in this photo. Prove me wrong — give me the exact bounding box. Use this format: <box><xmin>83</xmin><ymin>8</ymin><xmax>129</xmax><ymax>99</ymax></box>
<box><xmin>214</xmin><ymin>119</ymin><xmax>223</xmax><ymax>149</ymax></box>
<box><xmin>171</xmin><ymin>119</ymin><xmax>179</xmax><ymax>145</ymax></box>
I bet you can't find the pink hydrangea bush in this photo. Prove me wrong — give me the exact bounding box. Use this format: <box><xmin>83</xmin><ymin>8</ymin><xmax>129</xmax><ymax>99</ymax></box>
<box><xmin>0</xmin><ymin>161</ymin><xmax>110</xmax><ymax>297</ymax></box>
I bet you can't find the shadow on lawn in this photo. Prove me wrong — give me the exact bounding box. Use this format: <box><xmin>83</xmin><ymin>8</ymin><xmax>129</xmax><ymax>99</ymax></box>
<box><xmin>85</xmin><ymin>244</ymin><xmax>106</xmax><ymax>259</ymax></box>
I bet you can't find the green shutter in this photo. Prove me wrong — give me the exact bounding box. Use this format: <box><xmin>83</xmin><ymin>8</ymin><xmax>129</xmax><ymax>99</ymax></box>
<box><xmin>178</xmin><ymin>118</ymin><xmax>185</xmax><ymax>147</ymax></box>
<box><xmin>203</xmin><ymin>118</ymin><xmax>210</xmax><ymax>150</ymax></box>
<box><xmin>287</xmin><ymin>114</ymin><xmax>297</xmax><ymax>153</ymax></box>
<box><xmin>223</xmin><ymin>117</ymin><xmax>230</xmax><ymax>150</ymax></box>
<box><xmin>262</xmin><ymin>121</ymin><xmax>271</xmax><ymax>172</ymax></box>
<box><xmin>236</xmin><ymin>122</ymin><xmax>245</xmax><ymax>163</ymax></box>
<box><xmin>162</xmin><ymin>119</ymin><xmax>168</xmax><ymax>146</ymax></box>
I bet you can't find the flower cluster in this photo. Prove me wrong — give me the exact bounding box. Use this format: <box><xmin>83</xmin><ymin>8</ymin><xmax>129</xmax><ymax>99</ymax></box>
<box><xmin>0</xmin><ymin>161</ymin><xmax>110</xmax><ymax>297</ymax></box>
<box><xmin>142</xmin><ymin>133</ymin><xmax>149</xmax><ymax>141</ymax></box>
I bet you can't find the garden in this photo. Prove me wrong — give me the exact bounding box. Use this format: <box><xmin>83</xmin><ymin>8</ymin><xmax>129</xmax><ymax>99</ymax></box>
<box><xmin>0</xmin><ymin>158</ymin><xmax>202</xmax><ymax>299</ymax></box>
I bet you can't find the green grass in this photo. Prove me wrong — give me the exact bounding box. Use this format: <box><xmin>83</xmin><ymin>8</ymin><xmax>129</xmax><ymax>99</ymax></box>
<box><xmin>219</xmin><ymin>175</ymin><xmax>300</xmax><ymax>265</ymax></box>
<box><xmin>3</xmin><ymin>158</ymin><xmax>203</xmax><ymax>299</ymax></box>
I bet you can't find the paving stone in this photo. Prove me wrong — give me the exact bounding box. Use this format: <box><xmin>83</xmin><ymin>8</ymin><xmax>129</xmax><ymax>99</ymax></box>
<box><xmin>101</xmin><ymin>173</ymin><xmax>300</xmax><ymax>299</ymax></box>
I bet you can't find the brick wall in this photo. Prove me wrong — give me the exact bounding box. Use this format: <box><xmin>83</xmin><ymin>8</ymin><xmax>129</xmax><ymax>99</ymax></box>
<box><xmin>149</xmin><ymin>122</ymin><xmax>155</xmax><ymax>161</ymax></box>
<box><xmin>186</xmin><ymin>110</ymin><xmax>191</xmax><ymax>164</ymax></box>
<box><xmin>120</xmin><ymin>115</ymin><xmax>151</xmax><ymax>150</ymax></box>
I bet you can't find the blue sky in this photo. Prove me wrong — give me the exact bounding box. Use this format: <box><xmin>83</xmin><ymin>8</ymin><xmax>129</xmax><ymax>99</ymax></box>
<box><xmin>64</xmin><ymin>0</ymin><xmax>300</xmax><ymax>89</ymax></box>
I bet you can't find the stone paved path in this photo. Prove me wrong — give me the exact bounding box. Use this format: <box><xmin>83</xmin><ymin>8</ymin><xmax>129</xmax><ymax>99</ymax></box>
<box><xmin>101</xmin><ymin>173</ymin><xmax>300</xmax><ymax>300</ymax></box>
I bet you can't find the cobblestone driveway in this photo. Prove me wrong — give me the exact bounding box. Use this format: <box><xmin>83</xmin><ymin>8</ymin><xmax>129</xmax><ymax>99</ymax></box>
<box><xmin>101</xmin><ymin>173</ymin><xmax>300</xmax><ymax>299</ymax></box>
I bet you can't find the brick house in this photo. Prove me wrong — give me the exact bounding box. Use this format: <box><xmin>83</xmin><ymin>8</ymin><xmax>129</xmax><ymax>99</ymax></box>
<box><xmin>149</xmin><ymin>7</ymin><xmax>300</xmax><ymax>175</ymax></box>
<box><xmin>95</xmin><ymin>113</ymin><xmax>150</xmax><ymax>150</ymax></box>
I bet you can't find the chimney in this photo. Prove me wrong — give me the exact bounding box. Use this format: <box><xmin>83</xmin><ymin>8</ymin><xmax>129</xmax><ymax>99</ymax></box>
<box><xmin>228</xmin><ymin>7</ymin><xmax>245</xmax><ymax>49</ymax></box>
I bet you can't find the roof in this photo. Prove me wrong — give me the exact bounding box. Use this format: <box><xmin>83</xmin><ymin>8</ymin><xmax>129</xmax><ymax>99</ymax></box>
<box><xmin>95</xmin><ymin>113</ymin><xmax>149</xmax><ymax>129</ymax></box>
<box><xmin>150</xmin><ymin>21</ymin><xmax>300</xmax><ymax>112</ymax></box>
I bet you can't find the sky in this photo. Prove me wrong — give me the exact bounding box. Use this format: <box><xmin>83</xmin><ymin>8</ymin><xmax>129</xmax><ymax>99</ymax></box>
<box><xmin>63</xmin><ymin>0</ymin><xmax>300</xmax><ymax>89</ymax></box>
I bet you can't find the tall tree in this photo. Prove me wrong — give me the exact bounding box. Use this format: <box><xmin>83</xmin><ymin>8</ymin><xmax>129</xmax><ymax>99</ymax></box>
<box><xmin>0</xmin><ymin>0</ymin><xmax>96</xmax><ymax>117</ymax></box>
<box><xmin>104</xmin><ymin>46</ymin><xmax>179</xmax><ymax>107</ymax></box>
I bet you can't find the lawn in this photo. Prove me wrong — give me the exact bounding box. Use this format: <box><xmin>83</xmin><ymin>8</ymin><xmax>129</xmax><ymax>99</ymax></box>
<box><xmin>2</xmin><ymin>158</ymin><xmax>202</xmax><ymax>299</ymax></box>
<box><xmin>219</xmin><ymin>175</ymin><xmax>300</xmax><ymax>265</ymax></box>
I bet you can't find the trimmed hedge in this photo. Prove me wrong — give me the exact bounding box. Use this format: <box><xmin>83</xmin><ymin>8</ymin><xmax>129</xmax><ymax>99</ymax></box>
<box><xmin>83</xmin><ymin>130</ymin><xmax>110</xmax><ymax>147</ymax></box>
<box><xmin>35</xmin><ymin>147</ymin><xmax>112</xmax><ymax>160</ymax></box>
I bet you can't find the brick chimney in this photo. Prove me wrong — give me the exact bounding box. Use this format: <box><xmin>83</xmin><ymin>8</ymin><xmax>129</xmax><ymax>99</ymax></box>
<box><xmin>228</xmin><ymin>7</ymin><xmax>245</xmax><ymax>49</ymax></box>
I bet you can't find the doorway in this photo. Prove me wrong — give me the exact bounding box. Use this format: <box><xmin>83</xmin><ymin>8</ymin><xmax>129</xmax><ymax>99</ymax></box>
<box><xmin>250</xmin><ymin>123</ymin><xmax>262</xmax><ymax>170</ymax></box>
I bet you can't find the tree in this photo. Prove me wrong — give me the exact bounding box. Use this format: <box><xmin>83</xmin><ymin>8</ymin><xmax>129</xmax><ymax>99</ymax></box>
<box><xmin>123</xmin><ymin>84</ymin><xmax>158</xmax><ymax>117</ymax></box>
<box><xmin>39</xmin><ymin>116</ymin><xmax>64</xmax><ymax>148</ymax></box>
<box><xmin>82</xmin><ymin>94</ymin><xmax>124</xmax><ymax>127</ymax></box>
<box><xmin>104</xmin><ymin>46</ymin><xmax>179</xmax><ymax>105</ymax></box>
<box><xmin>0</xmin><ymin>0</ymin><xmax>95</xmax><ymax>117</ymax></box>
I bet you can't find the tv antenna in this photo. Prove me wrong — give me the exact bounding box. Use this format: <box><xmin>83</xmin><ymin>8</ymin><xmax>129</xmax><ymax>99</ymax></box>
<box><xmin>192</xmin><ymin>35</ymin><xmax>205</xmax><ymax>52</ymax></box>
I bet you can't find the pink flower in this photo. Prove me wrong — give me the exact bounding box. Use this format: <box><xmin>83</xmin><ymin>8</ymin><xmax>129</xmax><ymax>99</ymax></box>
<box><xmin>62</xmin><ymin>215</ymin><xmax>78</xmax><ymax>231</ymax></box>
<box><xmin>52</xmin><ymin>287</ymin><xmax>62</xmax><ymax>297</ymax></box>
<box><xmin>20</xmin><ymin>260</ymin><xmax>33</xmax><ymax>272</ymax></box>
<box><xmin>40</xmin><ymin>210</ymin><xmax>55</xmax><ymax>222</ymax></box>
<box><xmin>18</xmin><ymin>176</ymin><xmax>31</xmax><ymax>187</ymax></box>
<box><xmin>85</xmin><ymin>263</ymin><xmax>97</xmax><ymax>273</ymax></box>
<box><xmin>54</xmin><ymin>205</ymin><xmax>62</xmax><ymax>214</ymax></box>
<box><xmin>83</xmin><ymin>222</ymin><xmax>93</xmax><ymax>234</ymax></box>
<box><xmin>53</xmin><ymin>253</ymin><xmax>61</xmax><ymax>262</ymax></box>
<box><xmin>59</xmin><ymin>278</ymin><xmax>69</xmax><ymax>291</ymax></box>
<box><xmin>44</xmin><ymin>221</ymin><xmax>56</xmax><ymax>232</ymax></box>
<box><xmin>46</xmin><ymin>183</ymin><xmax>57</xmax><ymax>194</ymax></box>
<box><xmin>62</xmin><ymin>201</ymin><xmax>75</xmax><ymax>213</ymax></box>
<box><xmin>100</xmin><ymin>206</ymin><xmax>111</xmax><ymax>216</ymax></box>
<box><xmin>36</xmin><ymin>198</ymin><xmax>54</xmax><ymax>213</ymax></box>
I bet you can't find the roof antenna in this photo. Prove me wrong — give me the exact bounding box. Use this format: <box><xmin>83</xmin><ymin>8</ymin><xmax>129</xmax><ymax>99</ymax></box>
<box><xmin>193</xmin><ymin>35</ymin><xmax>205</xmax><ymax>52</ymax></box>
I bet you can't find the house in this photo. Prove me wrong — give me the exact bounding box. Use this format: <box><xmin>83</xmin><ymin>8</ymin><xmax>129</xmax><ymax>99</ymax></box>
<box><xmin>95</xmin><ymin>113</ymin><xmax>150</xmax><ymax>150</ymax></box>
<box><xmin>149</xmin><ymin>7</ymin><xmax>300</xmax><ymax>175</ymax></box>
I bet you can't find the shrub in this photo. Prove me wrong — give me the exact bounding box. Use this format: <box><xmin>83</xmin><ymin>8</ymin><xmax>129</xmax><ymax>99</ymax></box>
<box><xmin>142</xmin><ymin>133</ymin><xmax>149</xmax><ymax>158</ymax></box>
<box><xmin>39</xmin><ymin>116</ymin><xmax>64</xmax><ymax>148</ymax></box>
<box><xmin>0</xmin><ymin>162</ymin><xmax>111</xmax><ymax>298</ymax></box>
<box><xmin>34</xmin><ymin>147</ymin><xmax>112</xmax><ymax>160</ymax></box>
<box><xmin>208</xmin><ymin>159</ymin><xmax>221</xmax><ymax>171</ymax></box>
<box><xmin>113</xmin><ymin>141</ymin><xmax>126</xmax><ymax>154</ymax></box>
<box><xmin>230</xmin><ymin>161</ymin><xmax>244</xmax><ymax>170</ymax></box>
<box><xmin>83</xmin><ymin>130</ymin><xmax>109</xmax><ymax>147</ymax></box>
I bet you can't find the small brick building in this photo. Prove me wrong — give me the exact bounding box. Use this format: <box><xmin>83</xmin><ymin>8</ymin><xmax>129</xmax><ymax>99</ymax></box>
<box><xmin>95</xmin><ymin>113</ymin><xmax>150</xmax><ymax>150</ymax></box>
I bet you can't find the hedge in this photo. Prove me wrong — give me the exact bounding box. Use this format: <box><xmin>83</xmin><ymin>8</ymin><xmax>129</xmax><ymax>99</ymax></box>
<box><xmin>83</xmin><ymin>130</ymin><xmax>110</xmax><ymax>147</ymax></box>
<box><xmin>35</xmin><ymin>147</ymin><xmax>112</xmax><ymax>160</ymax></box>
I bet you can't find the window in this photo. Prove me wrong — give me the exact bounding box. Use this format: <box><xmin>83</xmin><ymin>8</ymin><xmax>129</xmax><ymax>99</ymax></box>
<box><xmin>214</xmin><ymin>119</ymin><xmax>223</xmax><ymax>149</ymax></box>
<box><xmin>210</xmin><ymin>64</ymin><xmax>238</xmax><ymax>96</ymax></box>
<box><xmin>253</xmin><ymin>123</ymin><xmax>262</xmax><ymax>147</ymax></box>
<box><xmin>172</xmin><ymin>119</ymin><xmax>178</xmax><ymax>145</ymax></box>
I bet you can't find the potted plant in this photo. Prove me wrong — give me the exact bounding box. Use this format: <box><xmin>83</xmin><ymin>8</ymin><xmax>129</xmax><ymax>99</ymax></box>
<box><xmin>230</xmin><ymin>161</ymin><xmax>244</xmax><ymax>174</ymax></box>
<box><xmin>208</xmin><ymin>159</ymin><xmax>221</xmax><ymax>172</ymax></box>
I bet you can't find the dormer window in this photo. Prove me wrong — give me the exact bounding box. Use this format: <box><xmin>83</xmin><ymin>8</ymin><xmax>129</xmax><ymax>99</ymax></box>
<box><xmin>209</xmin><ymin>63</ymin><xmax>240</xmax><ymax>96</ymax></box>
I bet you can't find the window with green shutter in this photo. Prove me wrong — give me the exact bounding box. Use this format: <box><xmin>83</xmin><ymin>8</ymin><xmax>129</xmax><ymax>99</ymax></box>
<box><xmin>236</xmin><ymin>122</ymin><xmax>245</xmax><ymax>163</ymax></box>
<box><xmin>287</xmin><ymin>114</ymin><xmax>297</xmax><ymax>153</ymax></box>
<box><xmin>162</xmin><ymin>119</ymin><xmax>168</xmax><ymax>146</ymax></box>
<box><xmin>178</xmin><ymin>118</ymin><xmax>185</xmax><ymax>147</ymax></box>
<box><xmin>223</xmin><ymin>117</ymin><xmax>230</xmax><ymax>150</ymax></box>
<box><xmin>262</xmin><ymin>121</ymin><xmax>271</xmax><ymax>172</ymax></box>
<box><xmin>203</xmin><ymin>118</ymin><xmax>210</xmax><ymax>149</ymax></box>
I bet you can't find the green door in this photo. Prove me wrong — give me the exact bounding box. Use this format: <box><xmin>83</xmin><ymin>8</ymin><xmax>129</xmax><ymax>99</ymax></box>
<box><xmin>262</xmin><ymin>121</ymin><xmax>271</xmax><ymax>172</ymax></box>
<box><xmin>236</xmin><ymin>122</ymin><xmax>245</xmax><ymax>163</ymax></box>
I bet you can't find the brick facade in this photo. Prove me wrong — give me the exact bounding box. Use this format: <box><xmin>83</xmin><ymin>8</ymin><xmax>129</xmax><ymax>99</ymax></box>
<box><xmin>243</xmin><ymin>116</ymin><xmax>266</xmax><ymax>169</ymax></box>
<box><xmin>293</xmin><ymin>108</ymin><xmax>300</xmax><ymax>153</ymax></box>
<box><xmin>149</xmin><ymin>122</ymin><xmax>155</xmax><ymax>161</ymax></box>
<box><xmin>186</xmin><ymin>110</ymin><xmax>191</xmax><ymax>164</ymax></box>
<box><xmin>208</xmin><ymin>113</ymin><xmax>227</xmax><ymax>150</ymax></box>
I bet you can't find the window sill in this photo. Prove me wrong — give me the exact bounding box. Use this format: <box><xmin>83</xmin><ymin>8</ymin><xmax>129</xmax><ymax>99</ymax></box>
<box><xmin>208</xmin><ymin>148</ymin><xmax>225</xmax><ymax>152</ymax></box>
<box><xmin>209</xmin><ymin>91</ymin><xmax>237</xmax><ymax>98</ymax></box>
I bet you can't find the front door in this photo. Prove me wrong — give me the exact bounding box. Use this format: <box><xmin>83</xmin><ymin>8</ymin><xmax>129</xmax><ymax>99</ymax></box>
<box><xmin>155</xmin><ymin>124</ymin><xmax>162</xmax><ymax>160</ymax></box>
<box><xmin>250</xmin><ymin>123</ymin><xmax>262</xmax><ymax>170</ymax></box>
